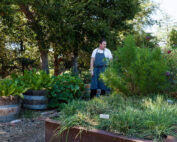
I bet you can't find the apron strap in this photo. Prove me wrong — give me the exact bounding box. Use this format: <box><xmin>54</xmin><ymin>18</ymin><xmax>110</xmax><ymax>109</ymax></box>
<box><xmin>96</xmin><ymin>48</ymin><xmax>105</xmax><ymax>56</ymax></box>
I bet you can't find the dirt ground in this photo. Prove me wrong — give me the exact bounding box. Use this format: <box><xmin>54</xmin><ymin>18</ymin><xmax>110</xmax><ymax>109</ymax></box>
<box><xmin>0</xmin><ymin>109</ymin><xmax>58</xmax><ymax>142</ymax></box>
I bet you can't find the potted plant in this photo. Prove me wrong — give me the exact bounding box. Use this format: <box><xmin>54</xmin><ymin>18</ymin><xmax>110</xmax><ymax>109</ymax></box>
<box><xmin>15</xmin><ymin>70</ymin><xmax>54</xmax><ymax>110</ymax></box>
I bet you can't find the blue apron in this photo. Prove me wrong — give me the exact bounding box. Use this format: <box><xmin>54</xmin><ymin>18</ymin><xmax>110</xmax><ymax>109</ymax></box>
<box><xmin>91</xmin><ymin>49</ymin><xmax>109</xmax><ymax>91</ymax></box>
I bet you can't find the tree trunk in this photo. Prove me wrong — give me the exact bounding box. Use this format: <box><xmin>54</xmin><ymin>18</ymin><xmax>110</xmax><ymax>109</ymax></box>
<box><xmin>73</xmin><ymin>46</ymin><xmax>78</xmax><ymax>75</ymax></box>
<box><xmin>19</xmin><ymin>5</ymin><xmax>49</xmax><ymax>74</ymax></box>
<box><xmin>54</xmin><ymin>53</ymin><xmax>59</xmax><ymax>76</ymax></box>
<box><xmin>20</xmin><ymin>40</ymin><xmax>25</xmax><ymax>74</ymax></box>
<box><xmin>0</xmin><ymin>40</ymin><xmax>6</xmax><ymax>78</ymax></box>
<box><xmin>40</xmin><ymin>50</ymin><xmax>49</xmax><ymax>74</ymax></box>
<box><xmin>54</xmin><ymin>53</ymin><xmax>63</xmax><ymax>76</ymax></box>
<box><xmin>1</xmin><ymin>59</ymin><xmax>6</xmax><ymax>79</ymax></box>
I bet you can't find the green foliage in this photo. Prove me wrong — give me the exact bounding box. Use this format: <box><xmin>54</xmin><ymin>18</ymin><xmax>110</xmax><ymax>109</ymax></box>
<box><xmin>130</xmin><ymin>0</ymin><xmax>157</xmax><ymax>30</ymax></box>
<box><xmin>169</xmin><ymin>29</ymin><xmax>177</xmax><ymax>49</ymax></box>
<box><xmin>12</xmin><ymin>69</ymin><xmax>54</xmax><ymax>90</ymax></box>
<box><xmin>47</xmin><ymin>74</ymin><xmax>84</xmax><ymax>109</ymax></box>
<box><xmin>0</xmin><ymin>79</ymin><xmax>26</xmax><ymax>98</ymax></box>
<box><xmin>164</xmin><ymin>48</ymin><xmax>177</xmax><ymax>93</ymax></box>
<box><xmin>101</xmin><ymin>35</ymin><xmax>168</xmax><ymax>96</ymax></box>
<box><xmin>79</xmin><ymin>70</ymin><xmax>91</xmax><ymax>84</ymax></box>
<box><xmin>134</xmin><ymin>32</ymin><xmax>159</xmax><ymax>49</ymax></box>
<box><xmin>56</xmin><ymin>94</ymin><xmax>177</xmax><ymax>141</ymax></box>
<box><xmin>0</xmin><ymin>0</ymin><xmax>143</xmax><ymax>74</ymax></box>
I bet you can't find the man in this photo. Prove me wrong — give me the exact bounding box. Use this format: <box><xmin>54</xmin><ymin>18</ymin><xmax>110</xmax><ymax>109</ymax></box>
<box><xmin>90</xmin><ymin>39</ymin><xmax>113</xmax><ymax>99</ymax></box>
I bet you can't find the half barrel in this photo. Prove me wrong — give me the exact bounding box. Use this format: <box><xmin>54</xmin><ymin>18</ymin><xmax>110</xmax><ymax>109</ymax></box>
<box><xmin>23</xmin><ymin>90</ymin><xmax>47</xmax><ymax>110</ymax></box>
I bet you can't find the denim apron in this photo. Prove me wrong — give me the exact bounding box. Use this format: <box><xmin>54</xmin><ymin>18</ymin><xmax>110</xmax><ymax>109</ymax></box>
<box><xmin>91</xmin><ymin>49</ymin><xmax>108</xmax><ymax>91</ymax></box>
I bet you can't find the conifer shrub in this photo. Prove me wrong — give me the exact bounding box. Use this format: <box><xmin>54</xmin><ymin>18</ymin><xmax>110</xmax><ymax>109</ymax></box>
<box><xmin>101</xmin><ymin>35</ymin><xmax>168</xmax><ymax>96</ymax></box>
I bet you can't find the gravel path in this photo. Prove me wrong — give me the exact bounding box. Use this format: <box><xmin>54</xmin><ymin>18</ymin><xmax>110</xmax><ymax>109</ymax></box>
<box><xmin>0</xmin><ymin>109</ymin><xmax>58</xmax><ymax>142</ymax></box>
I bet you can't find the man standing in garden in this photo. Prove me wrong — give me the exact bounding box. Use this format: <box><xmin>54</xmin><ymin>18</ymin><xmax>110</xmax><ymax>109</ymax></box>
<box><xmin>90</xmin><ymin>39</ymin><xmax>113</xmax><ymax>99</ymax></box>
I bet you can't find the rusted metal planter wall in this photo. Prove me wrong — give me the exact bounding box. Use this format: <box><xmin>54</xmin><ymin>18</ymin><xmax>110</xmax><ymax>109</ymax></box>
<box><xmin>45</xmin><ymin>119</ymin><xmax>154</xmax><ymax>142</ymax></box>
<box><xmin>0</xmin><ymin>96</ymin><xmax>21</xmax><ymax>122</ymax></box>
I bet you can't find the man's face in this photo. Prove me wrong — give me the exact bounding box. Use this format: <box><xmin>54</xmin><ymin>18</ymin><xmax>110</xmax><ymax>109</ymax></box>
<box><xmin>99</xmin><ymin>41</ymin><xmax>106</xmax><ymax>49</ymax></box>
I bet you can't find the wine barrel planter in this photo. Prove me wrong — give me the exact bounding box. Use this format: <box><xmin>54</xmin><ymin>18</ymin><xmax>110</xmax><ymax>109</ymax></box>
<box><xmin>45</xmin><ymin>119</ymin><xmax>177</xmax><ymax>142</ymax></box>
<box><xmin>0</xmin><ymin>96</ymin><xmax>21</xmax><ymax>123</ymax></box>
<box><xmin>23</xmin><ymin>90</ymin><xmax>48</xmax><ymax>110</ymax></box>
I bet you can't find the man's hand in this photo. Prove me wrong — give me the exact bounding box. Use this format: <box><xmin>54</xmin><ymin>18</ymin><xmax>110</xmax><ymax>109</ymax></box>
<box><xmin>91</xmin><ymin>69</ymin><xmax>94</xmax><ymax>76</ymax></box>
<box><xmin>90</xmin><ymin>57</ymin><xmax>94</xmax><ymax>77</ymax></box>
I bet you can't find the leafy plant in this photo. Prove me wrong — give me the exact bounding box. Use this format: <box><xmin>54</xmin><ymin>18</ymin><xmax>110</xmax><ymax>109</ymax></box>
<box><xmin>101</xmin><ymin>35</ymin><xmax>168</xmax><ymax>96</ymax></box>
<box><xmin>12</xmin><ymin>69</ymin><xmax>54</xmax><ymax>90</ymax></box>
<box><xmin>79</xmin><ymin>70</ymin><xmax>91</xmax><ymax>84</ymax></box>
<box><xmin>47</xmin><ymin>74</ymin><xmax>84</xmax><ymax>109</ymax></box>
<box><xmin>0</xmin><ymin>79</ymin><xmax>27</xmax><ymax>98</ymax></box>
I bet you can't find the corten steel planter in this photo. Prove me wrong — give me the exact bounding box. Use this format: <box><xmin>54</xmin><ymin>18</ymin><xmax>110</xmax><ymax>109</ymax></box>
<box><xmin>46</xmin><ymin>119</ymin><xmax>153</xmax><ymax>142</ymax></box>
<box><xmin>0</xmin><ymin>96</ymin><xmax>21</xmax><ymax>122</ymax></box>
<box><xmin>45</xmin><ymin>119</ymin><xmax>177</xmax><ymax>142</ymax></box>
<box><xmin>23</xmin><ymin>90</ymin><xmax>48</xmax><ymax>110</ymax></box>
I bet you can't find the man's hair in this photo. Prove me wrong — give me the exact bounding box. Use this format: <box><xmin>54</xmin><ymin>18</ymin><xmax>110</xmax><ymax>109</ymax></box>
<box><xmin>99</xmin><ymin>39</ymin><xmax>106</xmax><ymax>44</ymax></box>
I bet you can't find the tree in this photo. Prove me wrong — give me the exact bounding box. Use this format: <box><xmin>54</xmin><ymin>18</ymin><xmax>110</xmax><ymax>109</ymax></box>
<box><xmin>122</xmin><ymin>0</ymin><xmax>159</xmax><ymax>48</ymax></box>
<box><xmin>131</xmin><ymin>0</ymin><xmax>158</xmax><ymax>31</ymax></box>
<box><xmin>0</xmin><ymin>1</ymin><xmax>63</xmax><ymax>74</ymax></box>
<box><xmin>0</xmin><ymin>5</ymin><xmax>40</xmax><ymax>76</ymax></box>
<box><xmin>154</xmin><ymin>13</ymin><xmax>177</xmax><ymax>48</ymax></box>
<box><xmin>169</xmin><ymin>28</ymin><xmax>177</xmax><ymax>49</ymax></box>
<box><xmin>57</xmin><ymin>0</ymin><xmax>141</xmax><ymax>74</ymax></box>
<box><xmin>0</xmin><ymin>0</ymin><xmax>142</xmax><ymax>75</ymax></box>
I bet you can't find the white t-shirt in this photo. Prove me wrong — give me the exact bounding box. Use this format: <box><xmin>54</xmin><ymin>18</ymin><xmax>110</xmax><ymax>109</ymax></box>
<box><xmin>91</xmin><ymin>48</ymin><xmax>113</xmax><ymax>59</ymax></box>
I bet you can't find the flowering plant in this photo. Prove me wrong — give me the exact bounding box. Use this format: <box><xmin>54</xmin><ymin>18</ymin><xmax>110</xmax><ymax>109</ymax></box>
<box><xmin>164</xmin><ymin>48</ymin><xmax>177</xmax><ymax>93</ymax></box>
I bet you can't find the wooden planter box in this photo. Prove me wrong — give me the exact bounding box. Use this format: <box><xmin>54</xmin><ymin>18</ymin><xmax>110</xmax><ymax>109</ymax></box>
<box><xmin>45</xmin><ymin>119</ymin><xmax>177</xmax><ymax>142</ymax></box>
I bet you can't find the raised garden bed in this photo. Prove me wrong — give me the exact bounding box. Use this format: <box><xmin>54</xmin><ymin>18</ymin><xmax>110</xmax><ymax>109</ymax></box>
<box><xmin>45</xmin><ymin>119</ymin><xmax>177</xmax><ymax>142</ymax></box>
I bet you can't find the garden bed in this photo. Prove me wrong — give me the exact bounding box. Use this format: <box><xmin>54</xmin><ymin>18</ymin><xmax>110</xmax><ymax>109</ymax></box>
<box><xmin>45</xmin><ymin>119</ymin><xmax>176</xmax><ymax>142</ymax></box>
<box><xmin>48</xmin><ymin>94</ymin><xmax>177</xmax><ymax>142</ymax></box>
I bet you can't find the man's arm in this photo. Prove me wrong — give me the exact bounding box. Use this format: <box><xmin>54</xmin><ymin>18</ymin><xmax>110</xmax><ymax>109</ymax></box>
<box><xmin>90</xmin><ymin>57</ymin><xmax>95</xmax><ymax>76</ymax></box>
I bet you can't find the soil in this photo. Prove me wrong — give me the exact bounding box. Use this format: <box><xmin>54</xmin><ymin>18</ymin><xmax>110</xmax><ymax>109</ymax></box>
<box><xmin>0</xmin><ymin>109</ymin><xmax>59</xmax><ymax>142</ymax></box>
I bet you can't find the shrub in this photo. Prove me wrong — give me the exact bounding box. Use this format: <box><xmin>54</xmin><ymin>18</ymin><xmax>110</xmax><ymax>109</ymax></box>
<box><xmin>47</xmin><ymin>74</ymin><xmax>84</xmax><ymax>108</ymax></box>
<box><xmin>164</xmin><ymin>48</ymin><xmax>177</xmax><ymax>93</ymax></box>
<box><xmin>79</xmin><ymin>70</ymin><xmax>91</xmax><ymax>84</ymax></box>
<box><xmin>101</xmin><ymin>35</ymin><xmax>168</xmax><ymax>96</ymax></box>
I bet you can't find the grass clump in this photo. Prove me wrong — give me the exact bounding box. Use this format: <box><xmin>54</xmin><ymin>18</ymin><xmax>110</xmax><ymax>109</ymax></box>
<box><xmin>55</xmin><ymin>94</ymin><xmax>177</xmax><ymax>141</ymax></box>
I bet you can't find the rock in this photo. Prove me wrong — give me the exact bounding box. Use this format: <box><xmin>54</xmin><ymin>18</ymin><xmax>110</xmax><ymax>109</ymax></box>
<box><xmin>167</xmin><ymin>99</ymin><xmax>173</xmax><ymax>103</ymax></box>
<box><xmin>10</xmin><ymin>119</ymin><xmax>21</xmax><ymax>124</ymax></box>
<box><xmin>40</xmin><ymin>112</ymin><xmax>50</xmax><ymax>115</ymax></box>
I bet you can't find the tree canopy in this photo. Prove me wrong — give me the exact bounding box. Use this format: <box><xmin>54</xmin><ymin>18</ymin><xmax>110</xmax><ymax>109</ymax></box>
<box><xmin>0</xmin><ymin>0</ymin><xmax>157</xmax><ymax>75</ymax></box>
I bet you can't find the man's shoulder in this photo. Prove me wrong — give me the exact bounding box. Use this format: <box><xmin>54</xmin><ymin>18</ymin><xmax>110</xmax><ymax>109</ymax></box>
<box><xmin>92</xmin><ymin>48</ymin><xmax>98</xmax><ymax>52</ymax></box>
<box><xmin>105</xmin><ymin>48</ymin><xmax>111</xmax><ymax>53</ymax></box>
